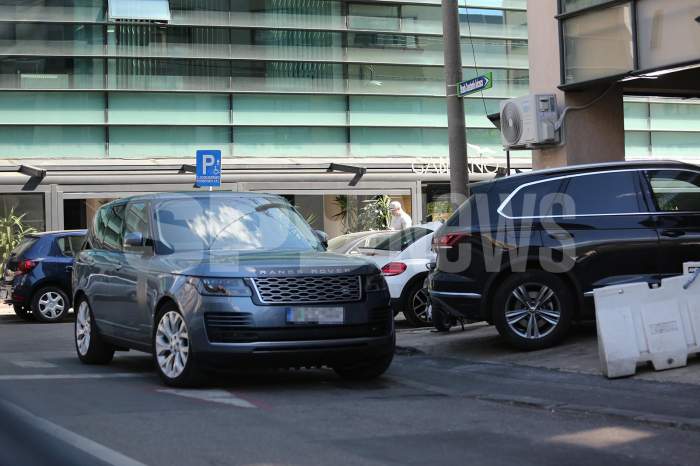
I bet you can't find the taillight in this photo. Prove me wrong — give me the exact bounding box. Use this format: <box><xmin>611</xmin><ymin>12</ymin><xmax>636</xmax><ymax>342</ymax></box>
<box><xmin>16</xmin><ymin>260</ymin><xmax>36</xmax><ymax>275</ymax></box>
<box><xmin>381</xmin><ymin>262</ymin><xmax>407</xmax><ymax>276</ymax></box>
<box><xmin>433</xmin><ymin>233</ymin><xmax>470</xmax><ymax>250</ymax></box>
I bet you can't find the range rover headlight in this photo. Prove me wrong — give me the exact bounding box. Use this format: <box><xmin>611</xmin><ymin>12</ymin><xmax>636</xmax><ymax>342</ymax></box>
<box><xmin>190</xmin><ymin>277</ymin><xmax>252</xmax><ymax>297</ymax></box>
<box><xmin>365</xmin><ymin>273</ymin><xmax>388</xmax><ymax>292</ymax></box>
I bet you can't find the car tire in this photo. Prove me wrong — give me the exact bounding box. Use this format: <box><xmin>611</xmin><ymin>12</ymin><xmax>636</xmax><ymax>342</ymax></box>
<box><xmin>75</xmin><ymin>298</ymin><xmax>115</xmax><ymax>365</ymax></box>
<box><xmin>13</xmin><ymin>304</ymin><xmax>34</xmax><ymax>322</ymax></box>
<box><xmin>432</xmin><ymin>304</ymin><xmax>456</xmax><ymax>332</ymax></box>
<box><xmin>492</xmin><ymin>271</ymin><xmax>574</xmax><ymax>350</ymax></box>
<box><xmin>333</xmin><ymin>353</ymin><xmax>394</xmax><ymax>381</ymax></box>
<box><xmin>402</xmin><ymin>279</ymin><xmax>432</xmax><ymax>327</ymax></box>
<box><xmin>153</xmin><ymin>304</ymin><xmax>204</xmax><ymax>388</ymax></box>
<box><xmin>32</xmin><ymin>286</ymin><xmax>70</xmax><ymax>323</ymax></box>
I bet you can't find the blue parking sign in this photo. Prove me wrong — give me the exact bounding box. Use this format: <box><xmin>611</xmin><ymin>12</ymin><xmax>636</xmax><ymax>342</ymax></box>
<box><xmin>195</xmin><ymin>150</ymin><xmax>222</xmax><ymax>187</ymax></box>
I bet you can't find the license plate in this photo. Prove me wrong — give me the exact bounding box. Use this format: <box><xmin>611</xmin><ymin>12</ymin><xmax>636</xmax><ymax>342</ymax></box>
<box><xmin>286</xmin><ymin>307</ymin><xmax>344</xmax><ymax>325</ymax></box>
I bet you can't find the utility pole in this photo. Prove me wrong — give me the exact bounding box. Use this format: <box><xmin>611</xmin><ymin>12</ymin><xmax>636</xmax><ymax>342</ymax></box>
<box><xmin>442</xmin><ymin>0</ymin><xmax>469</xmax><ymax>205</ymax></box>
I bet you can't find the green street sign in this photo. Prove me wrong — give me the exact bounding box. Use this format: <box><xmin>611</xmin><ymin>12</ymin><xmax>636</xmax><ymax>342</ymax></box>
<box><xmin>458</xmin><ymin>72</ymin><xmax>493</xmax><ymax>97</ymax></box>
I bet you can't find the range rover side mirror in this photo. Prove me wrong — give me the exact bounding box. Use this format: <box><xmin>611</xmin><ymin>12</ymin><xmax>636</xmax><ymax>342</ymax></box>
<box><xmin>124</xmin><ymin>232</ymin><xmax>144</xmax><ymax>248</ymax></box>
<box><xmin>314</xmin><ymin>230</ymin><xmax>329</xmax><ymax>249</ymax></box>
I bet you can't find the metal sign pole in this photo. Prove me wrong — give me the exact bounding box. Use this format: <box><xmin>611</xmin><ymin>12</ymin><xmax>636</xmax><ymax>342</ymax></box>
<box><xmin>442</xmin><ymin>0</ymin><xmax>469</xmax><ymax>206</ymax></box>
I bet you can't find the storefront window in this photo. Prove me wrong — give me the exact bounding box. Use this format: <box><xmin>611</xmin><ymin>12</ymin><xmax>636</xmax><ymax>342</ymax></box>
<box><xmin>0</xmin><ymin>193</ymin><xmax>45</xmax><ymax>231</ymax></box>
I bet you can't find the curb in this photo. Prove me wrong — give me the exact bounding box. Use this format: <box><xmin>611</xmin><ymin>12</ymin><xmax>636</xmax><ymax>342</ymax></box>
<box><xmin>477</xmin><ymin>394</ymin><xmax>700</xmax><ymax>432</ymax></box>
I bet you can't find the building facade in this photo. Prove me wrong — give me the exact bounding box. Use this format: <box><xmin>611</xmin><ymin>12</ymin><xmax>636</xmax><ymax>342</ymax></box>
<box><xmin>0</xmin><ymin>0</ymin><xmax>698</xmax><ymax>235</ymax></box>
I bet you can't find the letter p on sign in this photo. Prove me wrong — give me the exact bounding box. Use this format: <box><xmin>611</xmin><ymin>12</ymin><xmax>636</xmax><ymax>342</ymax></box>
<box><xmin>195</xmin><ymin>149</ymin><xmax>222</xmax><ymax>188</ymax></box>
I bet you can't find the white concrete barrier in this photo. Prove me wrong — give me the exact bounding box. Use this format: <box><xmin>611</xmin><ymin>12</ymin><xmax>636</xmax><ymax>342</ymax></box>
<box><xmin>594</xmin><ymin>268</ymin><xmax>700</xmax><ymax>378</ymax></box>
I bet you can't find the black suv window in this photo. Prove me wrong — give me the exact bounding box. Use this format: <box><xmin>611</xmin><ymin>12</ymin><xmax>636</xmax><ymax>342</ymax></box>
<box><xmin>502</xmin><ymin>179</ymin><xmax>564</xmax><ymax>218</ymax></box>
<box><xmin>647</xmin><ymin>170</ymin><xmax>700</xmax><ymax>213</ymax></box>
<box><xmin>561</xmin><ymin>171</ymin><xmax>643</xmax><ymax>216</ymax></box>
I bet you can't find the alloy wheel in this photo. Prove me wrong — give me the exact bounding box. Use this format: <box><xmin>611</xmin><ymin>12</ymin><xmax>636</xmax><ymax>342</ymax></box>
<box><xmin>504</xmin><ymin>283</ymin><xmax>561</xmax><ymax>340</ymax></box>
<box><xmin>38</xmin><ymin>291</ymin><xmax>65</xmax><ymax>319</ymax></box>
<box><xmin>155</xmin><ymin>311</ymin><xmax>190</xmax><ymax>379</ymax></box>
<box><xmin>411</xmin><ymin>288</ymin><xmax>432</xmax><ymax>324</ymax></box>
<box><xmin>75</xmin><ymin>301</ymin><xmax>91</xmax><ymax>356</ymax></box>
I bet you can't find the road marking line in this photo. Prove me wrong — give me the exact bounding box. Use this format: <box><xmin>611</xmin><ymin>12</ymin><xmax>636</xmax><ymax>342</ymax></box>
<box><xmin>0</xmin><ymin>400</ymin><xmax>150</xmax><ymax>466</ymax></box>
<box><xmin>0</xmin><ymin>373</ymin><xmax>150</xmax><ymax>381</ymax></box>
<box><xmin>10</xmin><ymin>360</ymin><xmax>59</xmax><ymax>369</ymax></box>
<box><xmin>158</xmin><ymin>389</ymin><xmax>257</xmax><ymax>408</ymax></box>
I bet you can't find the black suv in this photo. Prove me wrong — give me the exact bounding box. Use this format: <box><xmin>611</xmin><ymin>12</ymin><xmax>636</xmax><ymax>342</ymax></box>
<box><xmin>429</xmin><ymin>161</ymin><xmax>700</xmax><ymax>349</ymax></box>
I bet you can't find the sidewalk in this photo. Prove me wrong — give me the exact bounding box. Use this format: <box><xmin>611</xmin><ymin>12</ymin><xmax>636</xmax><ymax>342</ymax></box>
<box><xmin>396</xmin><ymin>322</ymin><xmax>700</xmax><ymax>386</ymax></box>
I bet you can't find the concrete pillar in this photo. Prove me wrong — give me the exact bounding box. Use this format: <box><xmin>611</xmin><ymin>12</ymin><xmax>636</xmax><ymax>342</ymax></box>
<box><xmin>527</xmin><ymin>0</ymin><xmax>626</xmax><ymax>169</ymax></box>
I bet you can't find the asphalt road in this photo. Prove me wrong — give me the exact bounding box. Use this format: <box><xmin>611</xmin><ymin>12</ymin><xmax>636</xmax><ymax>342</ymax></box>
<box><xmin>2</xmin><ymin>315</ymin><xmax>700</xmax><ymax>466</ymax></box>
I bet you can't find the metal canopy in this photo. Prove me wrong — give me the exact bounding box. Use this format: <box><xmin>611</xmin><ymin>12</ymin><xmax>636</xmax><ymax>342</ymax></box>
<box><xmin>108</xmin><ymin>0</ymin><xmax>171</xmax><ymax>22</ymax></box>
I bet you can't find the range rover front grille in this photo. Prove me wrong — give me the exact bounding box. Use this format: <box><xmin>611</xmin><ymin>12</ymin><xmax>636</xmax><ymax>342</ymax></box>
<box><xmin>252</xmin><ymin>275</ymin><xmax>362</xmax><ymax>305</ymax></box>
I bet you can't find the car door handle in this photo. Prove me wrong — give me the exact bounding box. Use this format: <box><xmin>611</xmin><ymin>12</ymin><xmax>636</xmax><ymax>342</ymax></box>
<box><xmin>548</xmin><ymin>232</ymin><xmax>573</xmax><ymax>240</ymax></box>
<box><xmin>65</xmin><ymin>266</ymin><xmax>73</xmax><ymax>271</ymax></box>
<box><xmin>115</xmin><ymin>265</ymin><xmax>123</xmax><ymax>271</ymax></box>
<box><xmin>661</xmin><ymin>230</ymin><xmax>685</xmax><ymax>238</ymax></box>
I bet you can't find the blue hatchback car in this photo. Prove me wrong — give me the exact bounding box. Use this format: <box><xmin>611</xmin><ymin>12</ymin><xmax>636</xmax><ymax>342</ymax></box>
<box><xmin>2</xmin><ymin>230</ymin><xmax>87</xmax><ymax>322</ymax></box>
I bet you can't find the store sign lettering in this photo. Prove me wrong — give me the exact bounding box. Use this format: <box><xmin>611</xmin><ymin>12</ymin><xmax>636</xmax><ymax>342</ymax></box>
<box><xmin>411</xmin><ymin>157</ymin><xmax>501</xmax><ymax>175</ymax></box>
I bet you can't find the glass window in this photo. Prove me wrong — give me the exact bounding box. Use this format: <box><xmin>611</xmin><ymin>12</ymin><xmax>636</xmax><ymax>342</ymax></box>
<box><xmin>0</xmin><ymin>92</ymin><xmax>104</xmax><ymax>125</ymax></box>
<box><xmin>651</xmin><ymin>132</ymin><xmax>700</xmax><ymax>158</ymax></box>
<box><xmin>562</xmin><ymin>3</ymin><xmax>634</xmax><ymax>84</ymax></box>
<box><xmin>152</xmin><ymin>196</ymin><xmax>322</xmax><ymax>254</ymax></box>
<box><xmin>562</xmin><ymin>172</ymin><xmax>643</xmax><ymax>215</ymax></box>
<box><xmin>68</xmin><ymin>235</ymin><xmax>86</xmax><ymax>253</ymax></box>
<box><xmin>562</xmin><ymin>0</ymin><xmax>615</xmax><ymax>13</ymax></box>
<box><xmin>0</xmin><ymin>0</ymin><xmax>105</xmax><ymax>22</ymax></box>
<box><xmin>0</xmin><ymin>57</ymin><xmax>104</xmax><ymax>90</ymax></box>
<box><xmin>348</xmin><ymin>4</ymin><xmax>400</xmax><ymax>31</ymax></box>
<box><xmin>0</xmin><ymin>193</ymin><xmax>45</xmax><ymax>232</ymax></box>
<box><xmin>625</xmin><ymin>131</ymin><xmax>651</xmax><ymax>158</ymax></box>
<box><xmin>108</xmin><ymin>0</ymin><xmax>171</xmax><ymax>21</ymax></box>
<box><xmin>234</xmin><ymin>95</ymin><xmax>346</xmax><ymax>126</ymax></box>
<box><xmin>234</xmin><ymin>127</ymin><xmax>346</xmax><ymax>157</ymax></box>
<box><xmin>624</xmin><ymin>101</ymin><xmax>650</xmax><ymax>131</ymax></box>
<box><xmin>372</xmin><ymin>227</ymin><xmax>431</xmax><ymax>252</ymax></box>
<box><xmin>109</xmin><ymin>93</ymin><xmax>229</xmax><ymax>125</ymax></box>
<box><xmin>350</xmin><ymin>96</ymin><xmax>447</xmax><ymax>127</ymax></box>
<box><xmin>503</xmin><ymin>179</ymin><xmax>564</xmax><ymax>218</ymax></box>
<box><xmin>56</xmin><ymin>237</ymin><xmax>73</xmax><ymax>257</ymax></box>
<box><xmin>93</xmin><ymin>206</ymin><xmax>108</xmax><ymax>248</ymax></box>
<box><xmin>123</xmin><ymin>202</ymin><xmax>150</xmax><ymax>250</ymax></box>
<box><xmin>109</xmin><ymin>126</ymin><xmax>229</xmax><ymax>158</ymax></box>
<box><xmin>650</xmin><ymin>103</ymin><xmax>700</xmax><ymax>132</ymax></box>
<box><xmin>350</xmin><ymin>128</ymin><xmax>447</xmax><ymax>157</ymax></box>
<box><xmin>647</xmin><ymin>170</ymin><xmax>700</xmax><ymax>213</ymax></box>
<box><xmin>102</xmin><ymin>204</ymin><xmax>125</xmax><ymax>251</ymax></box>
<box><xmin>0</xmin><ymin>126</ymin><xmax>105</xmax><ymax>157</ymax></box>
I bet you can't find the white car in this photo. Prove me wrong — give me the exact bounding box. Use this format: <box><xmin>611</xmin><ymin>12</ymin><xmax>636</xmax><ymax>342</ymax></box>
<box><xmin>358</xmin><ymin>222</ymin><xmax>442</xmax><ymax>327</ymax></box>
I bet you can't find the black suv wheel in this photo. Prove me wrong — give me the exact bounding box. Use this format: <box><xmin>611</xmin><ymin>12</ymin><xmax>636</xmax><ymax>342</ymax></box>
<box><xmin>492</xmin><ymin>271</ymin><xmax>574</xmax><ymax>350</ymax></box>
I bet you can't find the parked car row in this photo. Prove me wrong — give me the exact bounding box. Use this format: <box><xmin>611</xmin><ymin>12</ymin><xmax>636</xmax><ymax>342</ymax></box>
<box><xmin>3</xmin><ymin>160</ymin><xmax>699</xmax><ymax>386</ymax></box>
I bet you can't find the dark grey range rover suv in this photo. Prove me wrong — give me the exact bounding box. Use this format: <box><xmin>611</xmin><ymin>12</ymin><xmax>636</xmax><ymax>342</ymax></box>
<box><xmin>72</xmin><ymin>193</ymin><xmax>394</xmax><ymax>386</ymax></box>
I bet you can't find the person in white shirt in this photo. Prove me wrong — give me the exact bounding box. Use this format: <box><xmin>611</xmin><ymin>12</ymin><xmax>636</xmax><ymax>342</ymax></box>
<box><xmin>389</xmin><ymin>200</ymin><xmax>413</xmax><ymax>231</ymax></box>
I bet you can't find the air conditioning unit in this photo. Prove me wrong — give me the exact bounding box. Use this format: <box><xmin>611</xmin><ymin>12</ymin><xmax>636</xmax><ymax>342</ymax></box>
<box><xmin>500</xmin><ymin>94</ymin><xmax>559</xmax><ymax>150</ymax></box>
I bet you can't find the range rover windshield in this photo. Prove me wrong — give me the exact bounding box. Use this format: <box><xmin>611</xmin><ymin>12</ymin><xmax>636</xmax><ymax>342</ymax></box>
<box><xmin>153</xmin><ymin>196</ymin><xmax>322</xmax><ymax>254</ymax></box>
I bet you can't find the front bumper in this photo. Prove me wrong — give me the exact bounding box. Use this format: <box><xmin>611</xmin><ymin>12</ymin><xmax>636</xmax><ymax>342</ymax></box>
<box><xmin>195</xmin><ymin>334</ymin><xmax>395</xmax><ymax>370</ymax></box>
<box><xmin>184</xmin><ymin>289</ymin><xmax>395</xmax><ymax>369</ymax></box>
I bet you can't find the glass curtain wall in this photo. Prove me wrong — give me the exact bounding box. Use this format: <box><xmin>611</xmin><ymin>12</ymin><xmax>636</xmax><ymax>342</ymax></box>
<box><xmin>0</xmin><ymin>0</ymin><xmax>531</xmax><ymax>160</ymax></box>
